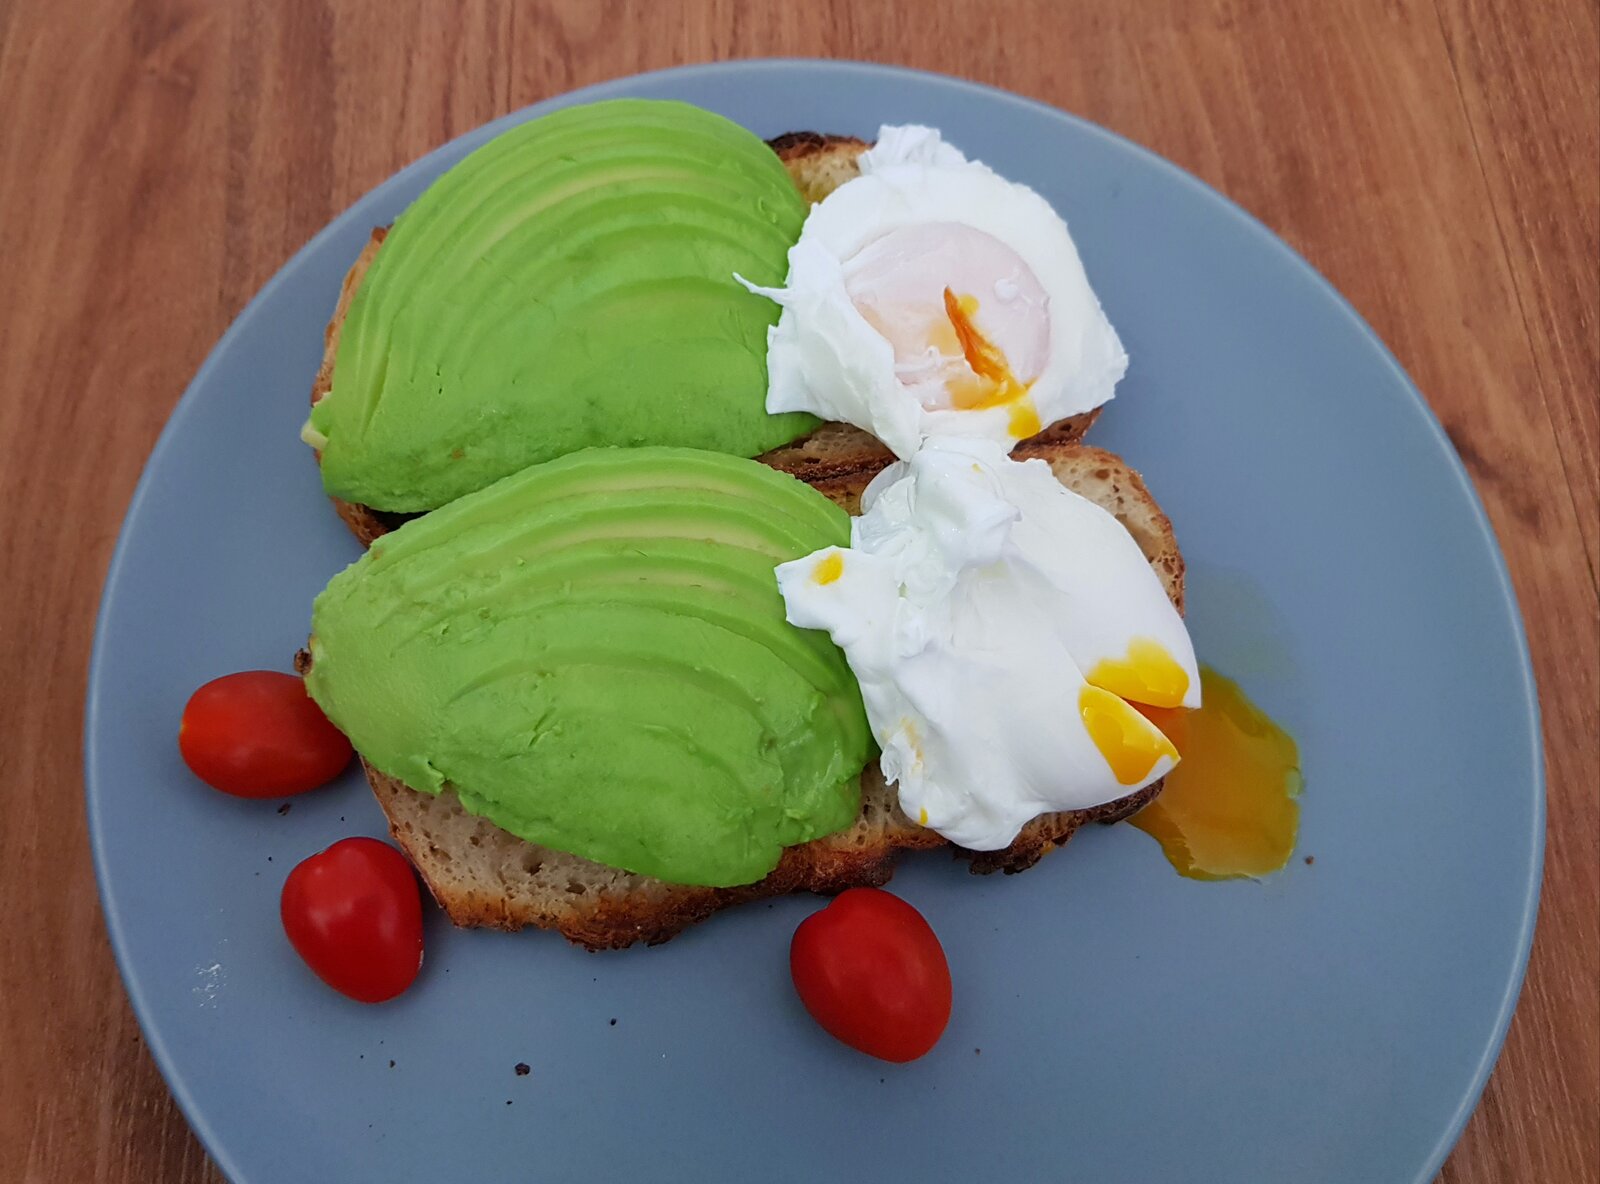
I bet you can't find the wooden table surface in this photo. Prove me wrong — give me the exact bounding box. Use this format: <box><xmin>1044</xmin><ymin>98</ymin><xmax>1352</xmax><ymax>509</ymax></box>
<box><xmin>1</xmin><ymin>1</ymin><xmax>1594</xmax><ymax>1180</ymax></box>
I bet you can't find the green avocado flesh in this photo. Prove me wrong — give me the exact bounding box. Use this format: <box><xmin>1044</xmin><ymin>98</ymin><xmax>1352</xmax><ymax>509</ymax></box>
<box><xmin>309</xmin><ymin>99</ymin><xmax>816</xmax><ymax>512</ymax></box>
<box><xmin>305</xmin><ymin>446</ymin><xmax>871</xmax><ymax>887</ymax></box>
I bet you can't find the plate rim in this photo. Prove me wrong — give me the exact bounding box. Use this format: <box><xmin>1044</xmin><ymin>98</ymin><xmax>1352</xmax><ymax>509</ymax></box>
<box><xmin>84</xmin><ymin>57</ymin><xmax>1546</xmax><ymax>1184</ymax></box>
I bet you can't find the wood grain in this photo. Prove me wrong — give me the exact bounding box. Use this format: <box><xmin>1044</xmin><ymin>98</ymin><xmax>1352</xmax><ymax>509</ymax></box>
<box><xmin>1</xmin><ymin>2</ymin><xmax>1593</xmax><ymax>1181</ymax></box>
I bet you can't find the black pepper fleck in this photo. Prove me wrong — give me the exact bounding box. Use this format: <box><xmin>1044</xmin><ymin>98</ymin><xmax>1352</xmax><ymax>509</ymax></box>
<box><xmin>514</xmin><ymin>1063</ymin><xmax>530</xmax><ymax>1076</ymax></box>
<box><xmin>277</xmin><ymin>803</ymin><xmax>291</xmax><ymax>816</ymax></box>
<box><xmin>1304</xmin><ymin>855</ymin><xmax>1315</xmax><ymax>865</ymax></box>
<box><xmin>608</xmin><ymin>1018</ymin><xmax>617</xmax><ymax>1026</ymax></box>
<box><xmin>388</xmin><ymin>1060</ymin><xmax>395</xmax><ymax>1069</ymax></box>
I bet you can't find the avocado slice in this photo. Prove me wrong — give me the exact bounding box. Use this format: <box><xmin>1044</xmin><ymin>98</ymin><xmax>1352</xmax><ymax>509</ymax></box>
<box><xmin>405</xmin><ymin>539</ymin><xmax>857</xmax><ymax>695</ymax></box>
<box><xmin>309</xmin><ymin>99</ymin><xmax>817</xmax><ymax>513</ymax></box>
<box><xmin>306</xmin><ymin>447</ymin><xmax>871</xmax><ymax>888</ymax></box>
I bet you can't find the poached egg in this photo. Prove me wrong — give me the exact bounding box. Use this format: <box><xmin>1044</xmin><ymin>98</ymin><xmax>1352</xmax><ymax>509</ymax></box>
<box><xmin>743</xmin><ymin>125</ymin><xmax>1127</xmax><ymax>459</ymax></box>
<box><xmin>776</xmin><ymin>437</ymin><xmax>1199</xmax><ymax>850</ymax></box>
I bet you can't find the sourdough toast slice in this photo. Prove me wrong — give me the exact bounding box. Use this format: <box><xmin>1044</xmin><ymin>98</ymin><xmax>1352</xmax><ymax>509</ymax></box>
<box><xmin>316</xmin><ymin>443</ymin><xmax>1184</xmax><ymax>950</ymax></box>
<box><xmin>313</xmin><ymin>133</ymin><xmax>1101</xmax><ymax>547</ymax></box>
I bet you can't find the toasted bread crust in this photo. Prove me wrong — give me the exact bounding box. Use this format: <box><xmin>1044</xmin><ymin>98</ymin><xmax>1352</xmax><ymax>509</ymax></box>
<box><xmin>313</xmin><ymin>133</ymin><xmax>1100</xmax><ymax>546</ymax></box>
<box><xmin>363</xmin><ymin>761</ymin><xmax>1163</xmax><ymax>950</ymax></box>
<box><xmin>766</xmin><ymin>131</ymin><xmax>871</xmax><ymax>203</ymax></box>
<box><xmin>364</xmin><ymin>762</ymin><xmax>920</xmax><ymax>949</ymax></box>
<box><xmin>767</xmin><ymin>130</ymin><xmax>870</xmax><ymax>162</ymax></box>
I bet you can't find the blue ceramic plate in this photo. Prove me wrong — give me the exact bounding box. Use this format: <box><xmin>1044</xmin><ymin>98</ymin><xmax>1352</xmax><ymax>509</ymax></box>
<box><xmin>87</xmin><ymin>61</ymin><xmax>1542</xmax><ymax>1184</ymax></box>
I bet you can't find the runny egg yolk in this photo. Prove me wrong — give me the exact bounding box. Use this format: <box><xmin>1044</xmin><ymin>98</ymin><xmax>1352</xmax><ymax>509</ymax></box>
<box><xmin>941</xmin><ymin>289</ymin><xmax>1041</xmax><ymax>439</ymax></box>
<box><xmin>1129</xmin><ymin>668</ymin><xmax>1301</xmax><ymax>880</ymax></box>
<box><xmin>1078</xmin><ymin>685</ymin><xmax>1180</xmax><ymax>785</ymax></box>
<box><xmin>1086</xmin><ymin>638</ymin><xmax>1192</xmax><ymax>709</ymax></box>
<box><xmin>1008</xmin><ymin>401</ymin><xmax>1043</xmax><ymax>439</ymax></box>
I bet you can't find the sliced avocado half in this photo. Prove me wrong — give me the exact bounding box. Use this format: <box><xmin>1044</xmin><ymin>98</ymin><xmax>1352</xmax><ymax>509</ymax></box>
<box><xmin>309</xmin><ymin>99</ymin><xmax>816</xmax><ymax>513</ymax></box>
<box><xmin>306</xmin><ymin>446</ymin><xmax>871</xmax><ymax>888</ymax></box>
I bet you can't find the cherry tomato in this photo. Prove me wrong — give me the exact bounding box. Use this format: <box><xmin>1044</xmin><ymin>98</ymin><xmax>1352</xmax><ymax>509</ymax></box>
<box><xmin>179</xmin><ymin>671</ymin><xmax>351</xmax><ymax>797</ymax></box>
<box><xmin>280</xmin><ymin>837</ymin><xmax>424</xmax><ymax>1003</ymax></box>
<box><xmin>790</xmin><ymin>887</ymin><xmax>952</xmax><ymax>1062</ymax></box>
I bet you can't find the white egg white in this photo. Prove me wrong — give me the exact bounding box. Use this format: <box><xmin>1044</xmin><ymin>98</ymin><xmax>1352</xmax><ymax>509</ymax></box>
<box><xmin>744</xmin><ymin>125</ymin><xmax>1128</xmax><ymax>459</ymax></box>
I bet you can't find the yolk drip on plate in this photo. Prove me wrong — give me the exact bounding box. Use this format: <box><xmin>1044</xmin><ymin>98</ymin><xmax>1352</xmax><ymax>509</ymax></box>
<box><xmin>941</xmin><ymin>289</ymin><xmax>1041</xmax><ymax>438</ymax></box>
<box><xmin>1130</xmin><ymin>668</ymin><xmax>1301</xmax><ymax>880</ymax></box>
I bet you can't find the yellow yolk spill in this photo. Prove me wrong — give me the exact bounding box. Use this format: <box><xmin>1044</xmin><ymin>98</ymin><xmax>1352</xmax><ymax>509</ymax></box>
<box><xmin>941</xmin><ymin>288</ymin><xmax>1040</xmax><ymax>438</ymax></box>
<box><xmin>1007</xmin><ymin>401</ymin><xmax>1042</xmax><ymax>439</ymax></box>
<box><xmin>1079</xmin><ymin>685</ymin><xmax>1179</xmax><ymax>785</ymax></box>
<box><xmin>1087</xmin><ymin>638</ymin><xmax>1192</xmax><ymax>709</ymax></box>
<box><xmin>812</xmin><ymin>552</ymin><xmax>844</xmax><ymax>585</ymax></box>
<box><xmin>1129</xmin><ymin>668</ymin><xmax>1301</xmax><ymax>880</ymax></box>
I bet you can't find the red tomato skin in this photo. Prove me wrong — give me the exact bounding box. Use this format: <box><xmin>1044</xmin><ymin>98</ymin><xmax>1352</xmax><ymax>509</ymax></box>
<box><xmin>179</xmin><ymin>671</ymin><xmax>352</xmax><ymax>797</ymax></box>
<box><xmin>280</xmin><ymin>838</ymin><xmax>424</xmax><ymax>1004</ymax></box>
<box><xmin>790</xmin><ymin>888</ymin><xmax>953</xmax><ymax>1062</ymax></box>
